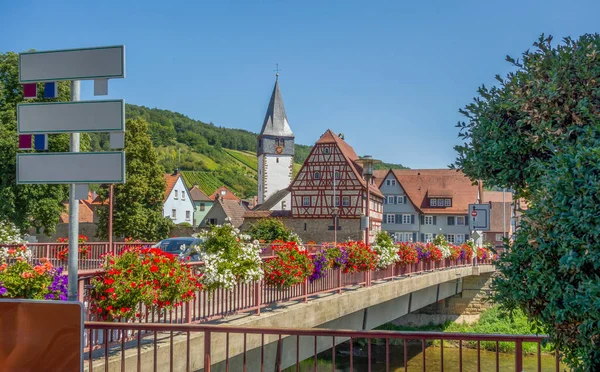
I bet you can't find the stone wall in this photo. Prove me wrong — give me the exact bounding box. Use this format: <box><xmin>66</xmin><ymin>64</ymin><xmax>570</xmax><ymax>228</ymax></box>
<box><xmin>393</xmin><ymin>270</ymin><xmax>494</xmax><ymax>326</ymax></box>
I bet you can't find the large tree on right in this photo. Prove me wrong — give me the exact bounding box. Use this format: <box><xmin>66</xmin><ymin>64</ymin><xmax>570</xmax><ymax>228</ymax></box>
<box><xmin>455</xmin><ymin>34</ymin><xmax>600</xmax><ymax>370</ymax></box>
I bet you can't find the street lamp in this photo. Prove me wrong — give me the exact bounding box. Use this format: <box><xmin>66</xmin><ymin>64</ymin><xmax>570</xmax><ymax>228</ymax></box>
<box><xmin>332</xmin><ymin>206</ymin><xmax>339</xmax><ymax>246</ymax></box>
<box><xmin>356</xmin><ymin>155</ymin><xmax>381</xmax><ymax>245</ymax></box>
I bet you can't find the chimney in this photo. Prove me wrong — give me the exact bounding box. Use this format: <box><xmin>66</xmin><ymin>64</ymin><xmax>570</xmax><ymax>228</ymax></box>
<box><xmin>172</xmin><ymin>169</ymin><xmax>179</xmax><ymax>176</ymax></box>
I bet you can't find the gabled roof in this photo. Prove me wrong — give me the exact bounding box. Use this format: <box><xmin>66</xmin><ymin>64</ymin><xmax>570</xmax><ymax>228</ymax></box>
<box><xmin>243</xmin><ymin>210</ymin><xmax>292</xmax><ymax>219</ymax></box>
<box><xmin>389</xmin><ymin>169</ymin><xmax>480</xmax><ymax>215</ymax></box>
<box><xmin>373</xmin><ymin>169</ymin><xmax>390</xmax><ymax>188</ymax></box>
<box><xmin>259</xmin><ymin>79</ymin><xmax>294</xmax><ymax>137</ymax></box>
<box><xmin>313</xmin><ymin>129</ymin><xmax>383</xmax><ymax>198</ymax></box>
<box><xmin>209</xmin><ymin>186</ymin><xmax>240</xmax><ymax>202</ymax></box>
<box><xmin>60</xmin><ymin>201</ymin><xmax>94</xmax><ymax>223</ymax></box>
<box><xmin>218</xmin><ymin>199</ymin><xmax>247</xmax><ymax>227</ymax></box>
<box><xmin>164</xmin><ymin>173</ymin><xmax>180</xmax><ymax>202</ymax></box>
<box><xmin>189</xmin><ymin>185</ymin><xmax>211</xmax><ymax>202</ymax></box>
<box><xmin>254</xmin><ymin>189</ymin><xmax>290</xmax><ymax>211</ymax></box>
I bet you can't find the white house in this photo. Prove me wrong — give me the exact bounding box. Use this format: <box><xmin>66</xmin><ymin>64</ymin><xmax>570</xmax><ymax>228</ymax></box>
<box><xmin>163</xmin><ymin>171</ymin><xmax>194</xmax><ymax>225</ymax></box>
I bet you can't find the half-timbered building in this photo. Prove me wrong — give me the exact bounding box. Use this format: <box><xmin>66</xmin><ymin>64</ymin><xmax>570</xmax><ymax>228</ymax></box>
<box><xmin>287</xmin><ymin>130</ymin><xmax>384</xmax><ymax>243</ymax></box>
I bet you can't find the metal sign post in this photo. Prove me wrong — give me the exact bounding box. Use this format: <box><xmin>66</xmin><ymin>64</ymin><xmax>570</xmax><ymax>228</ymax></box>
<box><xmin>18</xmin><ymin>46</ymin><xmax>126</xmax><ymax>302</ymax></box>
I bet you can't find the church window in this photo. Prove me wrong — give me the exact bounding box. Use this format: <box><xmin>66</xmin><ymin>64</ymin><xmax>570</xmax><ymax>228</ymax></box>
<box><xmin>314</xmin><ymin>172</ymin><xmax>321</xmax><ymax>180</ymax></box>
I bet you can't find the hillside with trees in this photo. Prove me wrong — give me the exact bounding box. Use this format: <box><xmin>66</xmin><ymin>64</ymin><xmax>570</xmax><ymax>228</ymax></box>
<box><xmin>91</xmin><ymin>104</ymin><xmax>407</xmax><ymax>198</ymax></box>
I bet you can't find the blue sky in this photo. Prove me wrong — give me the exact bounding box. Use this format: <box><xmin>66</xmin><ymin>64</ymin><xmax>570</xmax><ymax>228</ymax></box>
<box><xmin>2</xmin><ymin>0</ymin><xmax>599</xmax><ymax>168</ymax></box>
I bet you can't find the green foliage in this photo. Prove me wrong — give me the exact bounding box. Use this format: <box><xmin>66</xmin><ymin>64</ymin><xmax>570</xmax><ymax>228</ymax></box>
<box><xmin>454</xmin><ymin>34</ymin><xmax>600</xmax><ymax>370</ymax></box>
<box><xmin>0</xmin><ymin>51</ymin><xmax>91</xmax><ymax>234</ymax></box>
<box><xmin>96</xmin><ymin>119</ymin><xmax>172</xmax><ymax>241</ymax></box>
<box><xmin>375</xmin><ymin>231</ymin><xmax>394</xmax><ymax>247</ymax></box>
<box><xmin>246</xmin><ymin>218</ymin><xmax>300</xmax><ymax>243</ymax></box>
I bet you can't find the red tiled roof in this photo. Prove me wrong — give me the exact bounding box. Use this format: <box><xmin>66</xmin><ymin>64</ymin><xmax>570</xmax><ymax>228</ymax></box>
<box><xmin>390</xmin><ymin>169</ymin><xmax>480</xmax><ymax>215</ymax></box>
<box><xmin>164</xmin><ymin>173</ymin><xmax>180</xmax><ymax>202</ymax></box>
<box><xmin>209</xmin><ymin>186</ymin><xmax>240</xmax><ymax>202</ymax></box>
<box><xmin>314</xmin><ymin>130</ymin><xmax>384</xmax><ymax>198</ymax></box>
<box><xmin>60</xmin><ymin>201</ymin><xmax>94</xmax><ymax>223</ymax></box>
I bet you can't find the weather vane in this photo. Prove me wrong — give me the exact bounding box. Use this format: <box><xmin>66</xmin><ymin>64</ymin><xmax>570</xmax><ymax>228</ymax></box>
<box><xmin>274</xmin><ymin>63</ymin><xmax>281</xmax><ymax>79</ymax></box>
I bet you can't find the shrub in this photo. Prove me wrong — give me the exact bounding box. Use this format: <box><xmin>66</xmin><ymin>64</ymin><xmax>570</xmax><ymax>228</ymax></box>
<box><xmin>0</xmin><ymin>221</ymin><xmax>25</xmax><ymax>245</ymax></box>
<box><xmin>89</xmin><ymin>247</ymin><xmax>200</xmax><ymax>321</ymax></box>
<box><xmin>264</xmin><ymin>241</ymin><xmax>314</xmax><ymax>288</ymax></box>
<box><xmin>246</xmin><ymin>218</ymin><xmax>302</xmax><ymax>244</ymax></box>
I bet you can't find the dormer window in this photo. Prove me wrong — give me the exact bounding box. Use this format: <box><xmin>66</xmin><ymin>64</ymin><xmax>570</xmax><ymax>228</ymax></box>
<box><xmin>430</xmin><ymin>198</ymin><xmax>437</xmax><ymax>207</ymax></box>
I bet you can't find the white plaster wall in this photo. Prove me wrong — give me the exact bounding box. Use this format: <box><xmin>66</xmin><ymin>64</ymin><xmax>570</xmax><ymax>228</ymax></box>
<box><xmin>261</xmin><ymin>154</ymin><xmax>292</xmax><ymax>203</ymax></box>
<box><xmin>269</xmin><ymin>192</ymin><xmax>292</xmax><ymax>211</ymax></box>
<box><xmin>163</xmin><ymin>177</ymin><xmax>195</xmax><ymax>224</ymax></box>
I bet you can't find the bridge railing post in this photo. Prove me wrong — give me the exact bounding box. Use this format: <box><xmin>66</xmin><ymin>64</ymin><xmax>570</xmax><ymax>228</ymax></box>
<box><xmin>337</xmin><ymin>269</ymin><xmax>342</xmax><ymax>294</ymax></box>
<box><xmin>515</xmin><ymin>338</ymin><xmax>523</xmax><ymax>372</ymax></box>
<box><xmin>255</xmin><ymin>281</ymin><xmax>262</xmax><ymax>316</ymax></box>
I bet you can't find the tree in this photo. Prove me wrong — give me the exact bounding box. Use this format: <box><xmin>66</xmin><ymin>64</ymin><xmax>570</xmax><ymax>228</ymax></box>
<box><xmin>246</xmin><ymin>218</ymin><xmax>300</xmax><ymax>243</ymax></box>
<box><xmin>0</xmin><ymin>51</ymin><xmax>90</xmax><ymax>234</ymax></box>
<box><xmin>454</xmin><ymin>34</ymin><xmax>600</xmax><ymax>370</ymax></box>
<box><xmin>96</xmin><ymin>118</ymin><xmax>172</xmax><ymax>241</ymax></box>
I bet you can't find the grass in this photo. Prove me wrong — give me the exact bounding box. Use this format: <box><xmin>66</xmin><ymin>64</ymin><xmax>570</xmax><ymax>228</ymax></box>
<box><xmin>375</xmin><ymin>306</ymin><xmax>555</xmax><ymax>354</ymax></box>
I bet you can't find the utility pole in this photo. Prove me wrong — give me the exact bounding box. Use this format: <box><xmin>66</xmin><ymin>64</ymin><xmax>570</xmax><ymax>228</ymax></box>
<box><xmin>502</xmin><ymin>188</ymin><xmax>506</xmax><ymax>241</ymax></box>
<box><xmin>333</xmin><ymin>167</ymin><xmax>338</xmax><ymax>245</ymax></box>
<box><xmin>67</xmin><ymin>80</ymin><xmax>80</xmax><ymax>301</ymax></box>
<box><xmin>109</xmin><ymin>184</ymin><xmax>114</xmax><ymax>254</ymax></box>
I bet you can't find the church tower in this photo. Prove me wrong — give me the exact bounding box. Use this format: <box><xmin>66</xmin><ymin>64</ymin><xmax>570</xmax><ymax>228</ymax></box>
<box><xmin>257</xmin><ymin>77</ymin><xmax>294</xmax><ymax>204</ymax></box>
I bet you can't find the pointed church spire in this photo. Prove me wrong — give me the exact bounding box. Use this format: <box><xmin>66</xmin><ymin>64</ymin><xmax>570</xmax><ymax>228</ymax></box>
<box><xmin>259</xmin><ymin>79</ymin><xmax>294</xmax><ymax>137</ymax></box>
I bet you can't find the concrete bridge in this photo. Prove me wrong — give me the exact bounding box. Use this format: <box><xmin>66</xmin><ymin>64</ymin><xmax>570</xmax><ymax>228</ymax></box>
<box><xmin>88</xmin><ymin>263</ymin><xmax>495</xmax><ymax>371</ymax></box>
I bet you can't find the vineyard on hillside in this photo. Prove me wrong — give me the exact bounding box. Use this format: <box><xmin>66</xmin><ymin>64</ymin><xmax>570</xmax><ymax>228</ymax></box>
<box><xmin>181</xmin><ymin>171</ymin><xmax>223</xmax><ymax>196</ymax></box>
<box><xmin>224</xmin><ymin>149</ymin><xmax>258</xmax><ymax>172</ymax></box>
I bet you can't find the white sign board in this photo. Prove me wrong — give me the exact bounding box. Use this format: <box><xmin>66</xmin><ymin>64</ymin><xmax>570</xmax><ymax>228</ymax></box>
<box><xmin>17</xmin><ymin>152</ymin><xmax>125</xmax><ymax>184</ymax></box>
<box><xmin>19</xmin><ymin>46</ymin><xmax>125</xmax><ymax>83</ymax></box>
<box><xmin>468</xmin><ymin>204</ymin><xmax>491</xmax><ymax>231</ymax></box>
<box><xmin>17</xmin><ymin>100</ymin><xmax>125</xmax><ymax>134</ymax></box>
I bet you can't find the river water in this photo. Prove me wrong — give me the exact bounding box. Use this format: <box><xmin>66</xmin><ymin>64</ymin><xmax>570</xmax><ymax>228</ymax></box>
<box><xmin>285</xmin><ymin>341</ymin><xmax>568</xmax><ymax>371</ymax></box>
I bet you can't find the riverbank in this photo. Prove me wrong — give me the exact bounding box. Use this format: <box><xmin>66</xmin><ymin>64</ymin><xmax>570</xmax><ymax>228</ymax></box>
<box><xmin>378</xmin><ymin>306</ymin><xmax>554</xmax><ymax>354</ymax></box>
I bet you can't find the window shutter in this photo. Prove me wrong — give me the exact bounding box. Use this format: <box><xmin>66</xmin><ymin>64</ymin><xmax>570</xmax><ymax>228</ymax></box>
<box><xmin>403</xmin><ymin>196</ymin><xmax>407</xmax><ymax>204</ymax></box>
<box><xmin>433</xmin><ymin>216</ymin><xmax>437</xmax><ymax>225</ymax></box>
<box><xmin>383</xmin><ymin>198</ymin><xmax>386</xmax><ymax>205</ymax></box>
<box><xmin>395</xmin><ymin>214</ymin><xmax>401</xmax><ymax>224</ymax></box>
<box><xmin>383</xmin><ymin>214</ymin><xmax>387</xmax><ymax>223</ymax></box>
<box><xmin>420</xmin><ymin>215</ymin><xmax>424</xmax><ymax>225</ymax></box>
<box><xmin>420</xmin><ymin>233</ymin><xmax>425</xmax><ymax>242</ymax></box>
<box><xmin>410</xmin><ymin>215</ymin><xmax>415</xmax><ymax>224</ymax></box>
<box><xmin>465</xmin><ymin>234</ymin><xmax>470</xmax><ymax>241</ymax></box>
<box><xmin>412</xmin><ymin>232</ymin><xmax>417</xmax><ymax>242</ymax></box>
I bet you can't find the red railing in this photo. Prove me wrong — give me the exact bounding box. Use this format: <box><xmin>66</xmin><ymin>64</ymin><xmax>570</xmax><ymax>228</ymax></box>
<box><xmin>83</xmin><ymin>322</ymin><xmax>562</xmax><ymax>372</ymax></box>
<box><xmin>79</xmin><ymin>257</ymin><xmax>492</xmax><ymax>327</ymax></box>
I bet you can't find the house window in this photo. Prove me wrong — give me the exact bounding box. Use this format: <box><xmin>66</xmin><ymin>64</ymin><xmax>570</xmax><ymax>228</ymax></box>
<box><xmin>174</xmin><ymin>190</ymin><xmax>178</xmax><ymax>200</ymax></box>
<box><xmin>171</xmin><ymin>209</ymin><xmax>176</xmax><ymax>219</ymax></box>
<box><xmin>342</xmin><ymin>196</ymin><xmax>350</xmax><ymax>206</ymax></box>
<box><xmin>456</xmin><ymin>216</ymin><xmax>465</xmax><ymax>225</ymax></box>
<box><xmin>447</xmin><ymin>216</ymin><xmax>455</xmax><ymax>225</ymax></box>
<box><xmin>314</xmin><ymin>172</ymin><xmax>321</xmax><ymax>180</ymax></box>
<box><xmin>391</xmin><ymin>179</ymin><xmax>396</xmax><ymax>186</ymax></box>
<box><xmin>396</xmin><ymin>195</ymin><xmax>404</xmax><ymax>204</ymax></box>
<box><xmin>185</xmin><ymin>211</ymin><xmax>191</xmax><ymax>221</ymax></box>
<box><xmin>220</xmin><ymin>190</ymin><xmax>226</xmax><ymax>196</ymax></box>
<box><xmin>387</xmin><ymin>196</ymin><xmax>395</xmax><ymax>204</ymax></box>
<box><xmin>396</xmin><ymin>232</ymin><xmax>412</xmax><ymax>242</ymax></box>
<box><xmin>199</xmin><ymin>203</ymin><xmax>205</xmax><ymax>211</ymax></box>
<box><xmin>402</xmin><ymin>214</ymin><xmax>411</xmax><ymax>224</ymax></box>
<box><xmin>430</xmin><ymin>198</ymin><xmax>437</xmax><ymax>207</ymax></box>
<box><xmin>334</xmin><ymin>171</ymin><xmax>340</xmax><ymax>180</ymax></box>
<box><xmin>324</xmin><ymin>148</ymin><xmax>329</xmax><ymax>154</ymax></box>
<box><xmin>208</xmin><ymin>218</ymin><xmax>217</xmax><ymax>226</ymax></box>
<box><xmin>303</xmin><ymin>196</ymin><xmax>311</xmax><ymax>206</ymax></box>
<box><xmin>496</xmin><ymin>234</ymin><xmax>504</xmax><ymax>241</ymax></box>
<box><xmin>445</xmin><ymin>199</ymin><xmax>451</xmax><ymax>207</ymax></box>
<box><xmin>447</xmin><ymin>234</ymin><xmax>455</xmax><ymax>243</ymax></box>
<box><xmin>424</xmin><ymin>233</ymin><xmax>433</xmax><ymax>242</ymax></box>
<box><xmin>386</xmin><ymin>180</ymin><xmax>391</xmax><ymax>186</ymax></box>
<box><xmin>334</xmin><ymin>196</ymin><xmax>340</xmax><ymax>207</ymax></box>
<box><xmin>424</xmin><ymin>216</ymin><xmax>434</xmax><ymax>225</ymax></box>
<box><xmin>181</xmin><ymin>191</ymin><xmax>185</xmax><ymax>201</ymax></box>
<box><xmin>456</xmin><ymin>234</ymin><xmax>465</xmax><ymax>244</ymax></box>
<box><xmin>280</xmin><ymin>139</ymin><xmax>285</xmax><ymax>147</ymax></box>
<box><xmin>281</xmin><ymin>201</ymin><xmax>287</xmax><ymax>210</ymax></box>
<box><xmin>386</xmin><ymin>214</ymin><xmax>395</xmax><ymax>224</ymax></box>
<box><xmin>259</xmin><ymin>139</ymin><xmax>262</xmax><ymax>148</ymax></box>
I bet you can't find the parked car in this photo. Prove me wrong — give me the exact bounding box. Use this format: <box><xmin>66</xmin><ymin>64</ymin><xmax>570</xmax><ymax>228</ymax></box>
<box><xmin>152</xmin><ymin>237</ymin><xmax>204</xmax><ymax>261</ymax></box>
